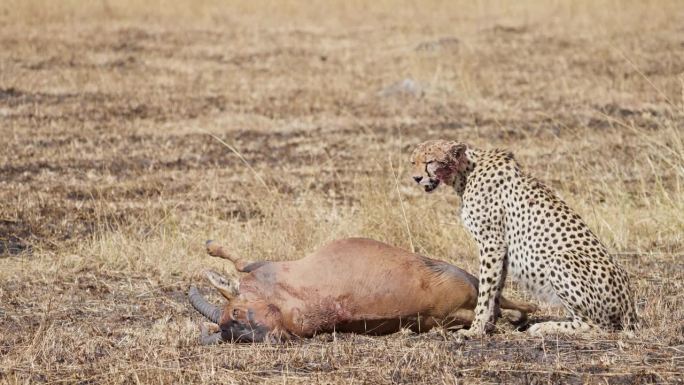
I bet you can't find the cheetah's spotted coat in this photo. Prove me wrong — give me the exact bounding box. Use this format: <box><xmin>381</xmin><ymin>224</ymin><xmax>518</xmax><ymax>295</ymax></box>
<box><xmin>410</xmin><ymin>140</ymin><xmax>638</xmax><ymax>336</ymax></box>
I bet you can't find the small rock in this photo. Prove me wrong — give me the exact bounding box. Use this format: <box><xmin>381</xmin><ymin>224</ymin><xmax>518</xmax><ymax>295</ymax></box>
<box><xmin>378</xmin><ymin>78</ymin><xmax>424</xmax><ymax>98</ymax></box>
<box><xmin>415</xmin><ymin>37</ymin><xmax>460</xmax><ymax>52</ymax></box>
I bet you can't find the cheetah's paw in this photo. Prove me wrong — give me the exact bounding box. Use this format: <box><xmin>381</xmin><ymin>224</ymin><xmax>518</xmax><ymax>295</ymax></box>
<box><xmin>455</xmin><ymin>327</ymin><xmax>486</xmax><ymax>339</ymax></box>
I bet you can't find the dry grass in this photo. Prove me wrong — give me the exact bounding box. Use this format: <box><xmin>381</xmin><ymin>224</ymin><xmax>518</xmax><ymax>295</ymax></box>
<box><xmin>1</xmin><ymin>0</ymin><xmax>683</xmax><ymax>383</ymax></box>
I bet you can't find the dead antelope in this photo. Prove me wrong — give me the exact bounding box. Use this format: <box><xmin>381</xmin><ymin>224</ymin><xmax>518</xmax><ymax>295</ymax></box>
<box><xmin>188</xmin><ymin>238</ymin><xmax>536</xmax><ymax>344</ymax></box>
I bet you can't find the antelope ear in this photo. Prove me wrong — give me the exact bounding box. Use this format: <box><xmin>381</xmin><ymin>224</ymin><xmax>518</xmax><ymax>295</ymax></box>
<box><xmin>204</xmin><ymin>270</ymin><xmax>240</xmax><ymax>300</ymax></box>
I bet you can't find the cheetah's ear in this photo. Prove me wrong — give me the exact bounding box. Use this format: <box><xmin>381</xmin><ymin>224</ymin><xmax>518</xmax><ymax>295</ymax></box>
<box><xmin>446</xmin><ymin>142</ymin><xmax>467</xmax><ymax>171</ymax></box>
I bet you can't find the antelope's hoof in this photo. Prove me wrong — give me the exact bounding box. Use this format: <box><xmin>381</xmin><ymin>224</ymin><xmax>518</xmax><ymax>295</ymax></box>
<box><xmin>206</xmin><ymin>241</ymin><xmax>223</xmax><ymax>257</ymax></box>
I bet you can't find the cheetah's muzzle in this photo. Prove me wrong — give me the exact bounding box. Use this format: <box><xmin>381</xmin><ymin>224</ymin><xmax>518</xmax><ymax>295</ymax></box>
<box><xmin>423</xmin><ymin>179</ymin><xmax>440</xmax><ymax>192</ymax></box>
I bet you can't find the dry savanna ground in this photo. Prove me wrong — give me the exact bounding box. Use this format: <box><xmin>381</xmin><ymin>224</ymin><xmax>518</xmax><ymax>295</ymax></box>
<box><xmin>1</xmin><ymin>1</ymin><xmax>683</xmax><ymax>384</ymax></box>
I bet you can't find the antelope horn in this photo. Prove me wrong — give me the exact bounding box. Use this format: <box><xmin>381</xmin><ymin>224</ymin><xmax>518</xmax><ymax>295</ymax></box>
<box><xmin>188</xmin><ymin>286</ymin><xmax>222</xmax><ymax>324</ymax></box>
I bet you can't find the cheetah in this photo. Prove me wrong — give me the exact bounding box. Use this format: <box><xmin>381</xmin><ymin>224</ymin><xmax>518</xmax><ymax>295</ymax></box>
<box><xmin>409</xmin><ymin>140</ymin><xmax>638</xmax><ymax>336</ymax></box>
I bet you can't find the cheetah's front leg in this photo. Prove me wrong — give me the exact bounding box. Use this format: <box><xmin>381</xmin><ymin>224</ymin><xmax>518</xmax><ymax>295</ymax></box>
<box><xmin>458</xmin><ymin>241</ymin><xmax>507</xmax><ymax>338</ymax></box>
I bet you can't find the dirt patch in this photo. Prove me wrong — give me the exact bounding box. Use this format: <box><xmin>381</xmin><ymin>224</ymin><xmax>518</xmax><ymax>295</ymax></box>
<box><xmin>0</xmin><ymin>1</ymin><xmax>683</xmax><ymax>383</ymax></box>
<box><xmin>0</xmin><ymin>220</ymin><xmax>32</xmax><ymax>257</ymax></box>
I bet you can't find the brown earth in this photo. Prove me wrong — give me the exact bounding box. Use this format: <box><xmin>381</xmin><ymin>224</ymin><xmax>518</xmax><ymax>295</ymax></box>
<box><xmin>1</xmin><ymin>1</ymin><xmax>683</xmax><ymax>384</ymax></box>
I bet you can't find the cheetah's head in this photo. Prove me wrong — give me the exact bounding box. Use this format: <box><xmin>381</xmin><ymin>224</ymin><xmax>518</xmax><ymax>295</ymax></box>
<box><xmin>410</xmin><ymin>140</ymin><xmax>467</xmax><ymax>192</ymax></box>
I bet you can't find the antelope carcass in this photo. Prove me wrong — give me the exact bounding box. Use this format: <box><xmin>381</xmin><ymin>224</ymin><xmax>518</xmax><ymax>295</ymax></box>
<box><xmin>188</xmin><ymin>238</ymin><xmax>536</xmax><ymax>344</ymax></box>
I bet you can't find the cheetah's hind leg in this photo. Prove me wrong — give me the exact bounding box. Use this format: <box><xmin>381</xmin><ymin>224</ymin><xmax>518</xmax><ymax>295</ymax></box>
<box><xmin>527</xmin><ymin>250</ymin><xmax>607</xmax><ymax>336</ymax></box>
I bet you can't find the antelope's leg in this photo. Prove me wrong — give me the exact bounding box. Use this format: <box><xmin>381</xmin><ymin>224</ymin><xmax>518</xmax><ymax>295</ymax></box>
<box><xmin>205</xmin><ymin>240</ymin><xmax>257</xmax><ymax>272</ymax></box>
<box><xmin>444</xmin><ymin>309</ymin><xmax>475</xmax><ymax>329</ymax></box>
